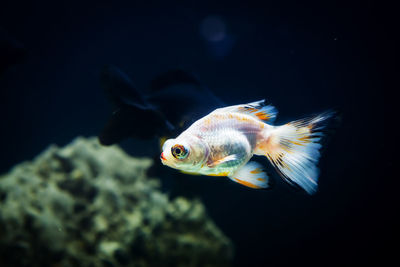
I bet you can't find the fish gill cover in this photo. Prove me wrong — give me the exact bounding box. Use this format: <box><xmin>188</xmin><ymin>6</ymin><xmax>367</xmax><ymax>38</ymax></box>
<box><xmin>0</xmin><ymin>137</ymin><xmax>233</xmax><ymax>267</ymax></box>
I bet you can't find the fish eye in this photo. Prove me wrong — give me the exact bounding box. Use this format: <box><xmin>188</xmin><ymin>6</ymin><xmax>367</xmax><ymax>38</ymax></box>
<box><xmin>171</xmin><ymin>144</ymin><xmax>189</xmax><ymax>160</ymax></box>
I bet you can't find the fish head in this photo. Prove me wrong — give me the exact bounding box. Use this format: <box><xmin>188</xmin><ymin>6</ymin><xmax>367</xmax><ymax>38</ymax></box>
<box><xmin>160</xmin><ymin>134</ymin><xmax>208</xmax><ymax>172</ymax></box>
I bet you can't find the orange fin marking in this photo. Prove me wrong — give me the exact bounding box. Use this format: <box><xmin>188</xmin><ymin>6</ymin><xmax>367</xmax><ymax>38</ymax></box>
<box><xmin>254</xmin><ymin>111</ymin><xmax>270</xmax><ymax>121</ymax></box>
<box><xmin>234</xmin><ymin>178</ymin><xmax>263</xmax><ymax>189</ymax></box>
<box><xmin>288</xmin><ymin>140</ymin><xmax>305</xmax><ymax>146</ymax></box>
<box><xmin>213</xmin><ymin>100</ymin><xmax>277</xmax><ymax>123</ymax></box>
<box><xmin>250</xmin><ymin>168</ymin><xmax>263</xmax><ymax>174</ymax></box>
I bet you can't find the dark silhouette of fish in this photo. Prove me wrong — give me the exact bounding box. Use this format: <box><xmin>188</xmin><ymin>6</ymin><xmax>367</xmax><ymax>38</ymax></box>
<box><xmin>0</xmin><ymin>31</ymin><xmax>27</xmax><ymax>75</ymax></box>
<box><xmin>99</xmin><ymin>65</ymin><xmax>224</xmax><ymax>146</ymax></box>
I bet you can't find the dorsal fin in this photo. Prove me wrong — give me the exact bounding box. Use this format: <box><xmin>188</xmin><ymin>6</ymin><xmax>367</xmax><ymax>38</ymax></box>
<box><xmin>149</xmin><ymin>69</ymin><xmax>202</xmax><ymax>92</ymax></box>
<box><xmin>212</xmin><ymin>100</ymin><xmax>278</xmax><ymax>123</ymax></box>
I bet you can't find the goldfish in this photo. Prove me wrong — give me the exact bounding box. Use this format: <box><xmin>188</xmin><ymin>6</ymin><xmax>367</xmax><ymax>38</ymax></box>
<box><xmin>160</xmin><ymin>100</ymin><xmax>335</xmax><ymax>194</ymax></box>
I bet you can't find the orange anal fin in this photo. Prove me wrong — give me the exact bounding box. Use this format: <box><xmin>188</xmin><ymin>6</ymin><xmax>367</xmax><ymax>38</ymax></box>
<box><xmin>228</xmin><ymin>161</ymin><xmax>270</xmax><ymax>189</ymax></box>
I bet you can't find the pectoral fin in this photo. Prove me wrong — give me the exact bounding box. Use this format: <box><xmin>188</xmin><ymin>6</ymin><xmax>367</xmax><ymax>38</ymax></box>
<box><xmin>228</xmin><ymin>161</ymin><xmax>271</xmax><ymax>189</ymax></box>
<box><xmin>207</xmin><ymin>154</ymin><xmax>238</xmax><ymax>168</ymax></box>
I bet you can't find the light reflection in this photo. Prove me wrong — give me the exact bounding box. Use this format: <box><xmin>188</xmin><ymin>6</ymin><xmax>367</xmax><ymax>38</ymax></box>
<box><xmin>200</xmin><ymin>16</ymin><xmax>227</xmax><ymax>42</ymax></box>
<box><xmin>199</xmin><ymin>15</ymin><xmax>235</xmax><ymax>59</ymax></box>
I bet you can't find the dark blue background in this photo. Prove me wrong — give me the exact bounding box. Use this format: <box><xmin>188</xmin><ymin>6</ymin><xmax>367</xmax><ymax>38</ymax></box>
<box><xmin>0</xmin><ymin>1</ymin><xmax>389</xmax><ymax>266</ymax></box>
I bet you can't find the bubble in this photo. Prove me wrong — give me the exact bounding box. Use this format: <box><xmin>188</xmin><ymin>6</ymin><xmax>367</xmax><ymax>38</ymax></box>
<box><xmin>200</xmin><ymin>16</ymin><xmax>227</xmax><ymax>42</ymax></box>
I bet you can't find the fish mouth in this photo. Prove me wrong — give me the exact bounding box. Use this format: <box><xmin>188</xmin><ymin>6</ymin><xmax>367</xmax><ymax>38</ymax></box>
<box><xmin>160</xmin><ymin>152</ymin><xmax>166</xmax><ymax>162</ymax></box>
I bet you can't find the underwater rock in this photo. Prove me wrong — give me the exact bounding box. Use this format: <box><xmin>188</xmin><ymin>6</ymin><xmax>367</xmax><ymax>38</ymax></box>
<box><xmin>0</xmin><ymin>137</ymin><xmax>233</xmax><ymax>267</ymax></box>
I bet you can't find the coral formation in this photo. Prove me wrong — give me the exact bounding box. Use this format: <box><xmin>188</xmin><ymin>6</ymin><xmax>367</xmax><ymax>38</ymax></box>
<box><xmin>0</xmin><ymin>137</ymin><xmax>233</xmax><ymax>266</ymax></box>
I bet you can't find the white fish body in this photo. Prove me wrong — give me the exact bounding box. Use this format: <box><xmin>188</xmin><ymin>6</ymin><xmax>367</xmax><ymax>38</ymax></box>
<box><xmin>161</xmin><ymin>100</ymin><xmax>334</xmax><ymax>194</ymax></box>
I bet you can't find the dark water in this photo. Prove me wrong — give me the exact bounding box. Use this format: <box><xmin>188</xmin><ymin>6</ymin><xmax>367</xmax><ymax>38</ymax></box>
<box><xmin>0</xmin><ymin>1</ymin><xmax>389</xmax><ymax>266</ymax></box>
